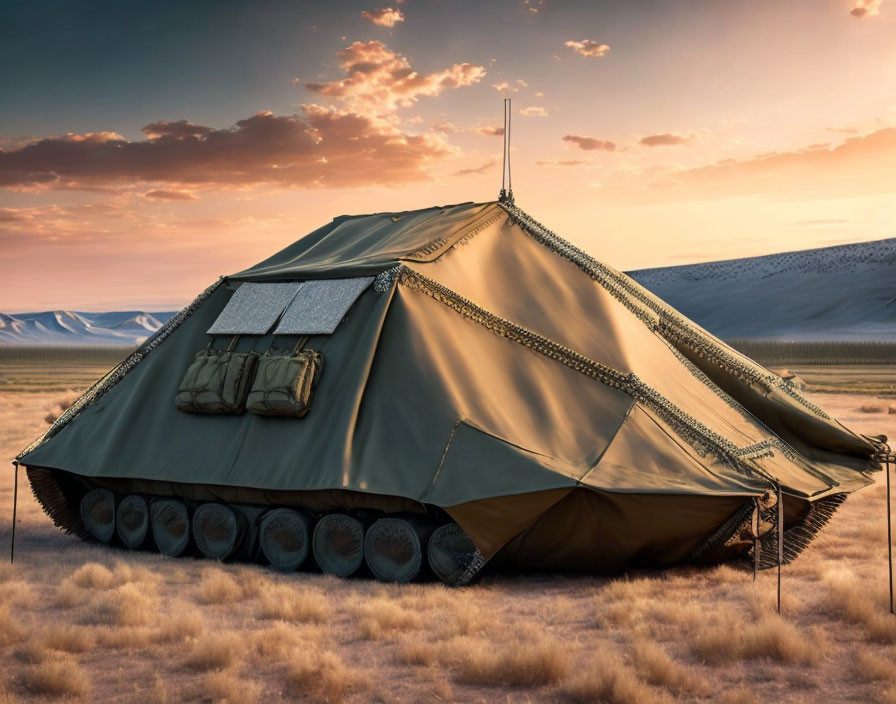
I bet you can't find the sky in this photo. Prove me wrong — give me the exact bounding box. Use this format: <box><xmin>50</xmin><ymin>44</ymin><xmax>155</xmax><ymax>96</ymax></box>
<box><xmin>1</xmin><ymin>0</ymin><xmax>894</xmax><ymax>311</ymax></box>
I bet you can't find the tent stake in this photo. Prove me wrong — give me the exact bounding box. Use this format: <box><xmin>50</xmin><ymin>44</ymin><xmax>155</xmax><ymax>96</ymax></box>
<box><xmin>887</xmin><ymin>456</ymin><xmax>893</xmax><ymax>615</ymax></box>
<box><xmin>752</xmin><ymin>497</ymin><xmax>760</xmax><ymax>582</ymax></box>
<box><xmin>777</xmin><ymin>482</ymin><xmax>783</xmax><ymax>616</ymax></box>
<box><xmin>10</xmin><ymin>461</ymin><xmax>18</xmax><ymax>564</ymax></box>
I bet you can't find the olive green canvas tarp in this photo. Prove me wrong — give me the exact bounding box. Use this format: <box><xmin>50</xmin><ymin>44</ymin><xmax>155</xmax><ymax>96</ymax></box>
<box><xmin>18</xmin><ymin>200</ymin><xmax>886</xmax><ymax>571</ymax></box>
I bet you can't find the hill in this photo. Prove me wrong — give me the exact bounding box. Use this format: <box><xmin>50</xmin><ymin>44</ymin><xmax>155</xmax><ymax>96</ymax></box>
<box><xmin>0</xmin><ymin>311</ymin><xmax>174</xmax><ymax>346</ymax></box>
<box><xmin>628</xmin><ymin>237</ymin><xmax>896</xmax><ymax>341</ymax></box>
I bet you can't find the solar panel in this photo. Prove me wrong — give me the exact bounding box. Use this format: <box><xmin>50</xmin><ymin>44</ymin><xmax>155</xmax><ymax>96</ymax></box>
<box><xmin>274</xmin><ymin>277</ymin><xmax>374</xmax><ymax>335</ymax></box>
<box><xmin>207</xmin><ymin>282</ymin><xmax>303</xmax><ymax>335</ymax></box>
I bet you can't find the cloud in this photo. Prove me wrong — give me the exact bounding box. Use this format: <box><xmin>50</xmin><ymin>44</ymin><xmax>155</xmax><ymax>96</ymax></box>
<box><xmin>492</xmin><ymin>79</ymin><xmax>528</xmax><ymax>93</ymax></box>
<box><xmin>563</xmin><ymin>135</ymin><xmax>616</xmax><ymax>152</ymax></box>
<box><xmin>850</xmin><ymin>0</ymin><xmax>883</xmax><ymax>17</ymax></box>
<box><xmin>519</xmin><ymin>106</ymin><xmax>548</xmax><ymax>117</ymax></box>
<box><xmin>0</xmin><ymin>107</ymin><xmax>451</xmax><ymax>191</ymax></box>
<box><xmin>475</xmin><ymin>126</ymin><xmax>505</xmax><ymax>137</ymax></box>
<box><xmin>452</xmin><ymin>160</ymin><xmax>497</xmax><ymax>177</ymax></box>
<box><xmin>142</xmin><ymin>120</ymin><xmax>214</xmax><ymax>140</ymax></box>
<box><xmin>304</xmin><ymin>41</ymin><xmax>486</xmax><ymax>116</ymax></box>
<box><xmin>653</xmin><ymin>128</ymin><xmax>896</xmax><ymax>200</ymax></box>
<box><xmin>432</xmin><ymin>122</ymin><xmax>461</xmax><ymax>134</ymax></box>
<box><xmin>640</xmin><ymin>133</ymin><xmax>690</xmax><ymax>147</ymax></box>
<box><xmin>360</xmin><ymin>8</ymin><xmax>405</xmax><ymax>26</ymax></box>
<box><xmin>144</xmin><ymin>189</ymin><xmax>198</xmax><ymax>201</ymax></box>
<box><xmin>564</xmin><ymin>40</ymin><xmax>610</xmax><ymax>58</ymax></box>
<box><xmin>536</xmin><ymin>160</ymin><xmax>586</xmax><ymax>167</ymax></box>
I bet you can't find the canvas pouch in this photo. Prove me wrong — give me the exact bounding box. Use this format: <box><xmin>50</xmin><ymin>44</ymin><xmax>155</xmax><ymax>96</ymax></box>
<box><xmin>175</xmin><ymin>336</ymin><xmax>258</xmax><ymax>415</ymax></box>
<box><xmin>246</xmin><ymin>337</ymin><xmax>324</xmax><ymax>418</ymax></box>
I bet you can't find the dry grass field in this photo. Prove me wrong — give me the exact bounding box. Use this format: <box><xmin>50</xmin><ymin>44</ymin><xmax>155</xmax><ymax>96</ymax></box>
<box><xmin>0</xmin><ymin>361</ymin><xmax>894</xmax><ymax>702</ymax></box>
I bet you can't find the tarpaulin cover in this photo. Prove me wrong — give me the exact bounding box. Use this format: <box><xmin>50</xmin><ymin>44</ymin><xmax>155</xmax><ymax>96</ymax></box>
<box><xmin>20</xmin><ymin>200</ymin><xmax>883</xmax><ymax>568</ymax></box>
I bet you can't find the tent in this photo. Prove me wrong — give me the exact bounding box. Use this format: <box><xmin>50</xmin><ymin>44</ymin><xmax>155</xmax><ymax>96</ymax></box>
<box><xmin>17</xmin><ymin>200</ymin><xmax>887</xmax><ymax>583</ymax></box>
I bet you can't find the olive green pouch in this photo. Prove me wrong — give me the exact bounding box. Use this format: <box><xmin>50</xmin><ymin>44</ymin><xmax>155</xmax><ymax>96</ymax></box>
<box><xmin>175</xmin><ymin>336</ymin><xmax>259</xmax><ymax>415</ymax></box>
<box><xmin>246</xmin><ymin>337</ymin><xmax>324</xmax><ymax>418</ymax></box>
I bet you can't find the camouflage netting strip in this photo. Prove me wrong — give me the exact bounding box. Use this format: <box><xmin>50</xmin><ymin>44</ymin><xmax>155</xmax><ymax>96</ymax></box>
<box><xmin>16</xmin><ymin>278</ymin><xmax>225</xmax><ymax>460</ymax></box>
<box><xmin>398</xmin><ymin>267</ymin><xmax>771</xmax><ymax>483</ymax></box>
<box><xmin>501</xmin><ymin>203</ymin><xmax>831</xmax><ymax>420</ymax></box>
<box><xmin>755</xmin><ymin>493</ymin><xmax>847</xmax><ymax>569</ymax></box>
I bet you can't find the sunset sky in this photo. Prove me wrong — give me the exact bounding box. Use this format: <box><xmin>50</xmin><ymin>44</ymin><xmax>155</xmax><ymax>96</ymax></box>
<box><xmin>2</xmin><ymin>0</ymin><xmax>894</xmax><ymax>311</ymax></box>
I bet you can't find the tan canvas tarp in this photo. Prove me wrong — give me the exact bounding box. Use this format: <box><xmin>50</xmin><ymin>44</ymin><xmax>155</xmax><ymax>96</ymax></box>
<box><xmin>19</xmin><ymin>200</ymin><xmax>884</xmax><ymax>572</ymax></box>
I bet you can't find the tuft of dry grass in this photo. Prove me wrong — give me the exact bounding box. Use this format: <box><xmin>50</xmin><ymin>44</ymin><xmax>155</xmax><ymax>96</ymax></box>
<box><xmin>56</xmin><ymin>579</ymin><xmax>90</xmax><ymax>608</ymax></box>
<box><xmin>14</xmin><ymin>642</ymin><xmax>49</xmax><ymax>665</ymax></box>
<box><xmin>450</xmin><ymin>634</ymin><xmax>572</xmax><ymax>687</ymax></box>
<box><xmin>43</xmin><ymin>390</ymin><xmax>80</xmax><ymax>424</ymax></box>
<box><xmin>257</xmin><ymin>583</ymin><xmax>330</xmax><ymax>623</ymax></box>
<box><xmin>854</xmin><ymin>647</ymin><xmax>896</xmax><ymax>683</ymax></box>
<box><xmin>0</xmin><ymin>606</ymin><xmax>23</xmax><ymax>647</ymax></box>
<box><xmin>0</xmin><ymin>580</ymin><xmax>37</xmax><ymax>610</ymax></box>
<box><xmin>41</xmin><ymin>624</ymin><xmax>95</xmax><ymax>653</ymax></box>
<box><xmin>186</xmin><ymin>631</ymin><xmax>242</xmax><ymax>671</ymax></box>
<box><xmin>823</xmin><ymin>568</ymin><xmax>896</xmax><ymax>642</ymax></box>
<box><xmin>395</xmin><ymin>635</ymin><xmax>440</xmax><ymax>667</ymax></box>
<box><xmin>253</xmin><ymin>621</ymin><xmax>329</xmax><ymax>663</ymax></box>
<box><xmin>355</xmin><ymin>596</ymin><xmax>421</xmax><ymax>640</ymax></box>
<box><xmin>197</xmin><ymin>569</ymin><xmax>246</xmax><ymax>605</ymax></box>
<box><xmin>285</xmin><ymin>648</ymin><xmax>367</xmax><ymax>703</ymax></box>
<box><xmin>203</xmin><ymin>671</ymin><xmax>262</xmax><ymax>704</ymax></box>
<box><xmin>561</xmin><ymin>647</ymin><xmax>663</xmax><ymax>704</ymax></box>
<box><xmin>631</xmin><ymin>639</ymin><xmax>708</xmax><ymax>695</ymax></box>
<box><xmin>0</xmin><ymin>678</ymin><xmax>14</xmax><ymax>704</ymax></box>
<box><xmin>158</xmin><ymin>606</ymin><xmax>205</xmax><ymax>643</ymax></box>
<box><xmin>70</xmin><ymin>562</ymin><xmax>117</xmax><ymax>590</ymax></box>
<box><xmin>84</xmin><ymin>582</ymin><xmax>154</xmax><ymax>628</ymax></box>
<box><xmin>693</xmin><ymin>615</ymin><xmax>824</xmax><ymax>665</ymax></box>
<box><xmin>22</xmin><ymin>659</ymin><xmax>90</xmax><ymax>698</ymax></box>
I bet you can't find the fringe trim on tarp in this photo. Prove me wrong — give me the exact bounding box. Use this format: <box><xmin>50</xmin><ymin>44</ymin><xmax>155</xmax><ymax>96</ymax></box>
<box><xmin>26</xmin><ymin>467</ymin><xmax>90</xmax><ymax>540</ymax></box>
<box><xmin>500</xmin><ymin>203</ymin><xmax>831</xmax><ymax>421</ymax></box>
<box><xmin>398</xmin><ymin>266</ymin><xmax>773</xmax><ymax>485</ymax></box>
<box><xmin>16</xmin><ymin>278</ymin><xmax>224</xmax><ymax>460</ymax></box>
<box><xmin>688</xmin><ymin>500</ymin><xmax>755</xmax><ymax>561</ymax></box>
<box><xmin>755</xmin><ymin>493</ymin><xmax>847</xmax><ymax>569</ymax></box>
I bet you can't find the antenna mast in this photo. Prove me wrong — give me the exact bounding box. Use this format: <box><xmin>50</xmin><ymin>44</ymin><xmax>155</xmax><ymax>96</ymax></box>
<box><xmin>499</xmin><ymin>98</ymin><xmax>515</xmax><ymax>205</ymax></box>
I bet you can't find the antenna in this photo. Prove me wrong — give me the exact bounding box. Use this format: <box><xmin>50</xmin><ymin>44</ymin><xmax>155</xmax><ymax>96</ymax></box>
<box><xmin>499</xmin><ymin>98</ymin><xmax>515</xmax><ymax>205</ymax></box>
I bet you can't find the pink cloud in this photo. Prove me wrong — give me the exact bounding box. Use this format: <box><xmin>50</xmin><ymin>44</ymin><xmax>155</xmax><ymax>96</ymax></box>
<box><xmin>851</xmin><ymin>0</ymin><xmax>883</xmax><ymax>17</ymax></box>
<box><xmin>519</xmin><ymin>106</ymin><xmax>548</xmax><ymax>117</ymax></box>
<box><xmin>452</xmin><ymin>160</ymin><xmax>497</xmax><ymax>177</ymax></box>
<box><xmin>0</xmin><ymin>108</ymin><xmax>451</xmax><ymax>191</ymax></box>
<box><xmin>640</xmin><ymin>133</ymin><xmax>690</xmax><ymax>147</ymax></box>
<box><xmin>654</xmin><ymin>128</ymin><xmax>896</xmax><ymax>199</ymax></box>
<box><xmin>360</xmin><ymin>7</ymin><xmax>405</xmax><ymax>26</ymax></box>
<box><xmin>537</xmin><ymin>160</ymin><xmax>587</xmax><ymax>167</ymax></box>
<box><xmin>564</xmin><ymin>40</ymin><xmax>610</xmax><ymax>58</ymax></box>
<box><xmin>563</xmin><ymin>135</ymin><xmax>616</xmax><ymax>151</ymax></box>
<box><xmin>304</xmin><ymin>41</ymin><xmax>486</xmax><ymax>116</ymax></box>
<box><xmin>144</xmin><ymin>189</ymin><xmax>198</xmax><ymax>201</ymax></box>
<box><xmin>475</xmin><ymin>126</ymin><xmax>504</xmax><ymax>137</ymax></box>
